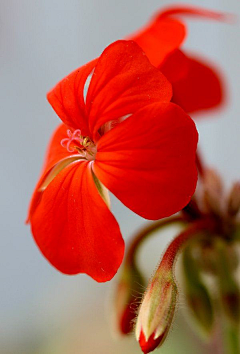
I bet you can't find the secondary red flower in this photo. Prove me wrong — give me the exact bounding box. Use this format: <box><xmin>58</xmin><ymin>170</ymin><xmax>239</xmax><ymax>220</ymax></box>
<box><xmin>129</xmin><ymin>5</ymin><xmax>227</xmax><ymax>115</ymax></box>
<box><xmin>27</xmin><ymin>40</ymin><xmax>198</xmax><ymax>282</ymax></box>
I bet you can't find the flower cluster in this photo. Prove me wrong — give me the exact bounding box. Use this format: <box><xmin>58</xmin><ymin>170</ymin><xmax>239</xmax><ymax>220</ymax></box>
<box><xmin>27</xmin><ymin>4</ymin><xmax>236</xmax><ymax>354</ymax></box>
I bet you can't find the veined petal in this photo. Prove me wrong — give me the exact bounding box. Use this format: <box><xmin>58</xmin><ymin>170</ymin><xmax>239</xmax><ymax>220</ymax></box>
<box><xmin>164</xmin><ymin>53</ymin><xmax>224</xmax><ymax>114</ymax></box>
<box><xmin>86</xmin><ymin>40</ymin><xmax>172</xmax><ymax>141</ymax></box>
<box><xmin>27</xmin><ymin>124</ymin><xmax>81</xmax><ymax>222</ymax></box>
<box><xmin>47</xmin><ymin>59</ymin><xmax>98</xmax><ymax>135</ymax></box>
<box><xmin>93</xmin><ymin>102</ymin><xmax>198</xmax><ymax>220</ymax></box>
<box><xmin>30</xmin><ymin>161</ymin><xmax>124</xmax><ymax>282</ymax></box>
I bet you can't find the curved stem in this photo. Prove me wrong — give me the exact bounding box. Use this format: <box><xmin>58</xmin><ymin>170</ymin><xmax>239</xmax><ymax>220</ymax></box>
<box><xmin>125</xmin><ymin>216</ymin><xmax>189</xmax><ymax>268</ymax></box>
<box><xmin>160</xmin><ymin>218</ymin><xmax>217</xmax><ymax>271</ymax></box>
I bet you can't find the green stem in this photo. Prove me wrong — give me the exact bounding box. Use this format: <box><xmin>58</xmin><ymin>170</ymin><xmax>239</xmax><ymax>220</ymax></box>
<box><xmin>223</xmin><ymin>321</ymin><xmax>240</xmax><ymax>354</ymax></box>
<box><xmin>215</xmin><ymin>239</ymin><xmax>240</xmax><ymax>354</ymax></box>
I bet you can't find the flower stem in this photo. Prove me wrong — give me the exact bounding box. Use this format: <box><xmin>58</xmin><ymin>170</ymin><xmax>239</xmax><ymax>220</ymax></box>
<box><xmin>160</xmin><ymin>218</ymin><xmax>217</xmax><ymax>271</ymax></box>
<box><xmin>125</xmin><ymin>216</ymin><xmax>188</xmax><ymax>267</ymax></box>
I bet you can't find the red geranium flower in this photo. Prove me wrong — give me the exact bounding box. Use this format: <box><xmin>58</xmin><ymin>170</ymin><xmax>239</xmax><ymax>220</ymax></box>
<box><xmin>129</xmin><ymin>5</ymin><xmax>227</xmax><ymax>115</ymax></box>
<box><xmin>27</xmin><ymin>40</ymin><xmax>198</xmax><ymax>282</ymax></box>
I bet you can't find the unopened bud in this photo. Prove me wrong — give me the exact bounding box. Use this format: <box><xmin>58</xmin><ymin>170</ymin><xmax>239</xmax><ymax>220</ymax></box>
<box><xmin>202</xmin><ymin>168</ymin><xmax>224</xmax><ymax>216</ymax></box>
<box><xmin>189</xmin><ymin>237</ymin><xmax>239</xmax><ymax>275</ymax></box>
<box><xmin>215</xmin><ymin>239</ymin><xmax>240</xmax><ymax>324</ymax></box>
<box><xmin>220</xmin><ymin>283</ymin><xmax>240</xmax><ymax>325</ymax></box>
<box><xmin>182</xmin><ymin>245</ymin><xmax>214</xmax><ymax>335</ymax></box>
<box><xmin>138</xmin><ymin>330</ymin><xmax>166</xmax><ymax>354</ymax></box>
<box><xmin>186</xmin><ymin>285</ymin><xmax>214</xmax><ymax>334</ymax></box>
<box><xmin>135</xmin><ymin>270</ymin><xmax>177</xmax><ymax>353</ymax></box>
<box><xmin>113</xmin><ymin>265</ymin><xmax>144</xmax><ymax>335</ymax></box>
<box><xmin>227</xmin><ymin>182</ymin><xmax>240</xmax><ymax>217</ymax></box>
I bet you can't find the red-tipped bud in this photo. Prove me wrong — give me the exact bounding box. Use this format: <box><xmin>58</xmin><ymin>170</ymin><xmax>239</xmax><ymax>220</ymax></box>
<box><xmin>139</xmin><ymin>330</ymin><xmax>165</xmax><ymax>354</ymax></box>
<box><xmin>113</xmin><ymin>265</ymin><xmax>145</xmax><ymax>335</ymax></box>
<box><xmin>135</xmin><ymin>220</ymin><xmax>214</xmax><ymax>353</ymax></box>
<box><xmin>135</xmin><ymin>271</ymin><xmax>177</xmax><ymax>353</ymax></box>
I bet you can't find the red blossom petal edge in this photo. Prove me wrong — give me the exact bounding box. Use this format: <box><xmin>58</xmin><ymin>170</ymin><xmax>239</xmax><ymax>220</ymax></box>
<box><xmin>158</xmin><ymin>5</ymin><xmax>231</xmax><ymax>21</ymax></box>
<box><xmin>28</xmin><ymin>40</ymin><xmax>198</xmax><ymax>281</ymax></box>
<box><xmin>47</xmin><ymin>40</ymin><xmax>172</xmax><ymax>142</ymax></box>
<box><xmin>128</xmin><ymin>16</ymin><xmax>185</xmax><ymax>67</ymax></box>
<box><xmin>31</xmin><ymin>161</ymin><xmax>124</xmax><ymax>282</ymax></box>
<box><xmin>47</xmin><ymin>59</ymin><xmax>98</xmax><ymax>136</ymax></box>
<box><xmin>164</xmin><ymin>51</ymin><xmax>226</xmax><ymax>113</ymax></box>
<box><xmin>26</xmin><ymin>124</ymin><xmax>81</xmax><ymax>223</ymax></box>
<box><xmin>85</xmin><ymin>40</ymin><xmax>172</xmax><ymax>141</ymax></box>
<box><xmin>139</xmin><ymin>330</ymin><xmax>164</xmax><ymax>354</ymax></box>
<box><xmin>160</xmin><ymin>50</ymin><xmax>224</xmax><ymax>114</ymax></box>
<box><xmin>129</xmin><ymin>5</ymin><xmax>230</xmax><ymax>68</ymax></box>
<box><xmin>93</xmin><ymin>102</ymin><xmax>198</xmax><ymax>220</ymax></box>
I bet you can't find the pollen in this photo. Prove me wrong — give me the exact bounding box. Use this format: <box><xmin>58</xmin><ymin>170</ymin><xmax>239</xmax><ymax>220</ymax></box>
<box><xmin>61</xmin><ymin>129</ymin><xmax>96</xmax><ymax>161</ymax></box>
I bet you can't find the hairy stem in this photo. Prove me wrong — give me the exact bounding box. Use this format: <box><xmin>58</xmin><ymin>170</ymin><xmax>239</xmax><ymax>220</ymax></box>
<box><xmin>125</xmin><ymin>216</ymin><xmax>188</xmax><ymax>267</ymax></box>
<box><xmin>160</xmin><ymin>218</ymin><xmax>217</xmax><ymax>271</ymax></box>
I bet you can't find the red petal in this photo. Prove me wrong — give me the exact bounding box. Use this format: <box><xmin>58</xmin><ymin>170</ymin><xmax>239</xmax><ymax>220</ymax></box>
<box><xmin>129</xmin><ymin>5</ymin><xmax>229</xmax><ymax>68</ymax></box>
<box><xmin>160</xmin><ymin>49</ymin><xmax>190</xmax><ymax>83</ymax></box>
<box><xmin>158</xmin><ymin>5</ymin><xmax>229</xmax><ymax>21</ymax></box>
<box><xmin>86</xmin><ymin>40</ymin><xmax>172</xmax><ymax>141</ymax></box>
<box><xmin>93</xmin><ymin>103</ymin><xmax>198</xmax><ymax>220</ymax></box>
<box><xmin>139</xmin><ymin>330</ymin><xmax>164</xmax><ymax>354</ymax></box>
<box><xmin>30</xmin><ymin>161</ymin><xmax>124</xmax><ymax>282</ymax></box>
<box><xmin>42</xmin><ymin>124</ymin><xmax>78</xmax><ymax>172</ymax></box>
<box><xmin>27</xmin><ymin>124</ymin><xmax>80</xmax><ymax>222</ymax></box>
<box><xmin>47</xmin><ymin>59</ymin><xmax>98</xmax><ymax>135</ymax></box>
<box><xmin>129</xmin><ymin>17</ymin><xmax>185</xmax><ymax>67</ymax></box>
<box><xmin>164</xmin><ymin>53</ymin><xmax>224</xmax><ymax>114</ymax></box>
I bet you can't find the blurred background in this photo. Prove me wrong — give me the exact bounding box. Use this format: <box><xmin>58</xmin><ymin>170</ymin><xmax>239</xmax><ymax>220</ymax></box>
<box><xmin>1</xmin><ymin>0</ymin><xmax>240</xmax><ymax>353</ymax></box>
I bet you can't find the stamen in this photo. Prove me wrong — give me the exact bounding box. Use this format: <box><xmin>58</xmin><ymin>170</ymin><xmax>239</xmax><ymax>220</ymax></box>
<box><xmin>60</xmin><ymin>129</ymin><xmax>82</xmax><ymax>153</ymax></box>
<box><xmin>60</xmin><ymin>129</ymin><xmax>96</xmax><ymax>160</ymax></box>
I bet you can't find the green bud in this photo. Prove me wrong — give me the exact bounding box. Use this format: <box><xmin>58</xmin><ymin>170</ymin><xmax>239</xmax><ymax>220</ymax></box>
<box><xmin>202</xmin><ymin>168</ymin><xmax>224</xmax><ymax>216</ymax></box>
<box><xmin>135</xmin><ymin>269</ymin><xmax>177</xmax><ymax>353</ymax></box>
<box><xmin>227</xmin><ymin>182</ymin><xmax>240</xmax><ymax>217</ymax></box>
<box><xmin>182</xmin><ymin>244</ymin><xmax>214</xmax><ymax>336</ymax></box>
<box><xmin>215</xmin><ymin>239</ymin><xmax>240</xmax><ymax>325</ymax></box>
<box><xmin>113</xmin><ymin>264</ymin><xmax>145</xmax><ymax>335</ymax></box>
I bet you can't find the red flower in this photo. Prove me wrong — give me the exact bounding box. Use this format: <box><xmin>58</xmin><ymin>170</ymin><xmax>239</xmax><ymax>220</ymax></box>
<box><xmin>129</xmin><ymin>5</ymin><xmax>227</xmax><ymax>114</ymax></box>
<box><xmin>27</xmin><ymin>40</ymin><xmax>198</xmax><ymax>282</ymax></box>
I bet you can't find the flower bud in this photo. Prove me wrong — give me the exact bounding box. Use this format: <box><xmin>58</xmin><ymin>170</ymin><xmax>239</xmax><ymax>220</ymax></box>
<box><xmin>113</xmin><ymin>264</ymin><xmax>145</xmax><ymax>335</ymax></box>
<box><xmin>220</xmin><ymin>282</ymin><xmax>240</xmax><ymax>325</ymax></box>
<box><xmin>135</xmin><ymin>270</ymin><xmax>177</xmax><ymax>353</ymax></box>
<box><xmin>202</xmin><ymin>168</ymin><xmax>224</xmax><ymax>216</ymax></box>
<box><xmin>227</xmin><ymin>182</ymin><xmax>240</xmax><ymax>217</ymax></box>
<box><xmin>214</xmin><ymin>238</ymin><xmax>240</xmax><ymax>325</ymax></box>
<box><xmin>182</xmin><ymin>245</ymin><xmax>214</xmax><ymax>335</ymax></box>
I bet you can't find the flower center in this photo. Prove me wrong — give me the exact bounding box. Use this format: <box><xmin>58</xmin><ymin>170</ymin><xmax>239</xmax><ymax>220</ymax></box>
<box><xmin>61</xmin><ymin>129</ymin><xmax>96</xmax><ymax>161</ymax></box>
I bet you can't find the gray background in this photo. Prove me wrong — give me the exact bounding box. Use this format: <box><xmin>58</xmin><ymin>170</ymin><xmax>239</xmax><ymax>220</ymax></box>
<box><xmin>1</xmin><ymin>0</ymin><xmax>240</xmax><ymax>353</ymax></box>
